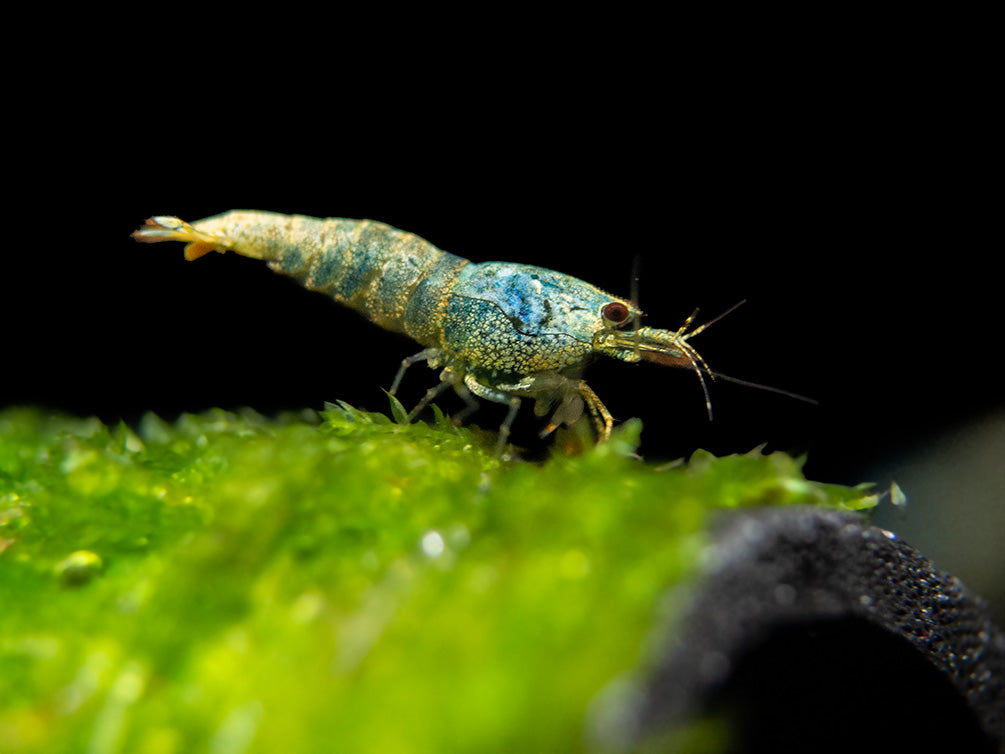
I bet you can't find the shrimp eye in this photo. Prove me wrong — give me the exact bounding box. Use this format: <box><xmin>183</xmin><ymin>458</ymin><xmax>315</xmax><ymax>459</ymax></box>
<box><xmin>602</xmin><ymin>301</ymin><xmax>631</xmax><ymax>325</ymax></box>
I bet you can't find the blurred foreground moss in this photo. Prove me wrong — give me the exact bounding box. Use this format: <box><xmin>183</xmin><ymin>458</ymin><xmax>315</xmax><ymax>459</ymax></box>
<box><xmin>0</xmin><ymin>403</ymin><xmax>873</xmax><ymax>753</ymax></box>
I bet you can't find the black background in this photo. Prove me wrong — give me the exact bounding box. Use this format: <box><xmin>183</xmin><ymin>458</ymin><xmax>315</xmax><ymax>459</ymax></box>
<box><xmin>6</xmin><ymin>17</ymin><xmax>1000</xmax><ymax>613</ymax></box>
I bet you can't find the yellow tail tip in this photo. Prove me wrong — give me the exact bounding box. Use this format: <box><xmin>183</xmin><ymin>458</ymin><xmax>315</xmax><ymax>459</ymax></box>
<box><xmin>183</xmin><ymin>241</ymin><xmax>217</xmax><ymax>261</ymax></box>
<box><xmin>133</xmin><ymin>216</ymin><xmax>229</xmax><ymax>260</ymax></box>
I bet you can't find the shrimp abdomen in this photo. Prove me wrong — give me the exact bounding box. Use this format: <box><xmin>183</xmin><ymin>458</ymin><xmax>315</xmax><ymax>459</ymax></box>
<box><xmin>136</xmin><ymin>211</ymin><xmax>468</xmax><ymax>342</ymax></box>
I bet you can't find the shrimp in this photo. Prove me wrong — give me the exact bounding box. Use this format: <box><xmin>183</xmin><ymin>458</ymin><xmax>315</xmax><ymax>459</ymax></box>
<box><xmin>133</xmin><ymin>211</ymin><xmax>716</xmax><ymax>453</ymax></box>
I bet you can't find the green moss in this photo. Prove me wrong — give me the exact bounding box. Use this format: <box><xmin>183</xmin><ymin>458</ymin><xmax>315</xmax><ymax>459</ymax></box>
<box><xmin>0</xmin><ymin>403</ymin><xmax>872</xmax><ymax>753</ymax></box>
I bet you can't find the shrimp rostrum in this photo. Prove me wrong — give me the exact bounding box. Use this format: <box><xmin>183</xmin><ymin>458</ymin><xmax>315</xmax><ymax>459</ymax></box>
<box><xmin>134</xmin><ymin>211</ymin><xmax>715</xmax><ymax>452</ymax></box>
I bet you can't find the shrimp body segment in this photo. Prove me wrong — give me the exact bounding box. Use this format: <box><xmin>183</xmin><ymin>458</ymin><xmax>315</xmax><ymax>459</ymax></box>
<box><xmin>134</xmin><ymin>211</ymin><xmax>711</xmax><ymax>449</ymax></box>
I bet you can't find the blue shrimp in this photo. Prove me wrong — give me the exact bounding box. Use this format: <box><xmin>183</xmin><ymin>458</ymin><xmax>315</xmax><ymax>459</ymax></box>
<box><xmin>134</xmin><ymin>211</ymin><xmax>716</xmax><ymax>452</ymax></box>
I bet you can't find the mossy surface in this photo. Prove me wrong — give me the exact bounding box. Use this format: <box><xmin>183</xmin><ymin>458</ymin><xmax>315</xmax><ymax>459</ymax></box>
<box><xmin>0</xmin><ymin>402</ymin><xmax>873</xmax><ymax>753</ymax></box>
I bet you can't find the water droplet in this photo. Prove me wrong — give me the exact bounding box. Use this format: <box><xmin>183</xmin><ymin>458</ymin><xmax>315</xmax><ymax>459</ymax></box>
<box><xmin>420</xmin><ymin>530</ymin><xmax>445</xmax><ymax>558</ymax></box>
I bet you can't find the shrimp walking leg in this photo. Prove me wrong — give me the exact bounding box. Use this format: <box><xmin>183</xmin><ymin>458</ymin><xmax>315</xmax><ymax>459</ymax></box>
<box><xmin>390</xmin><ymin>349</ymin><xmax>442</xmax><ymax>396</ymax></box>
<box><xmin>463</xmin><ymin>375</ymin><xmax>523</xmax><ymax>456</ymax></box>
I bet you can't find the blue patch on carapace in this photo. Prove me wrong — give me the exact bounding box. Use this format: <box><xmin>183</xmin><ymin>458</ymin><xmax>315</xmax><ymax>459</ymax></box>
<box><xmin>455</xmin><ymin>263</ymin><xmax>613</xmax><ymax>339</ymax></box>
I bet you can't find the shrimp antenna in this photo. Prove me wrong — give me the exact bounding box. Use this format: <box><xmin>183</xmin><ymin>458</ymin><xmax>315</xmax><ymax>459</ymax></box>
<box><xmin>686</xmin><ymin>299</ymin><xmax>817</xmax><ymax>406</ymax></box>
<box><xmin>672</xmin><ymin>299</ymin><xmax>747</xmax><ymax>421</ymax></box>
<box><xmin>678</xmin><ymin>338</ymin><xmax>715</xmax><ymax>420</ymax></box>
<box><xmin>683</xmin><ymin>299</ymin><xmax>747</xmax><ymax>340</ymax></box>
<box><xmin>630</xmin><ymin>255</ymin><xmax>642</xmax><ymax>326</ymax></box>
<box><xmin>710</xmin><ymin>372</ymin><xmax>819</xmax><ymax>405</ymax></box>
<box><xmin>629</xmin><ymin>255</ymin><xmax>643</xmax><ymax>359</ymax></box>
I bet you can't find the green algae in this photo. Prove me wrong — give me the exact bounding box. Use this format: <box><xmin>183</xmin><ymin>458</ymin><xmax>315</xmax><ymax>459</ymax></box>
<box><xmin>0</xmin><ymin>404</ymin><xmax>873</xmax><ymax>753</ymax></box>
